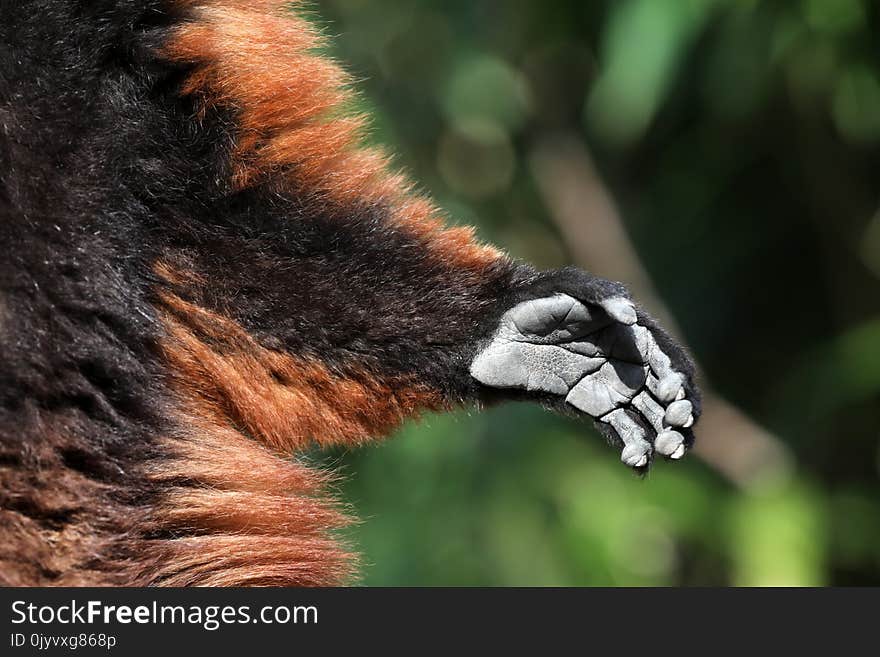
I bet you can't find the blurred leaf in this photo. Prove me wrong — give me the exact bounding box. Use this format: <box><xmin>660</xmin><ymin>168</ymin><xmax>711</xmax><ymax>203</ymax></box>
<box><xmin>831</xmin><ymin>488</ymin><xmax>880</xmax><ymax>569</ymax></box>
<box><xmin>833</xmin><ymin>318</ymin><xmax>880</xmax><ymax>402</ymax></box>
<box><xmin>585</xmin><ymin>0</ymin><xmax>718</xmax><ymax>147</ymax></box>
<box><xmin>437</xmin><ymin>119</ymin><xmax>516</xmax><ymax>199</ymax></box>
<box><xmin>801</xmin><ymin>0</ymin><xmax>865</xmax><ymax>37</ymax></box>
<box><xmin>703</xmin><ymin>7</ymin><xmax>771</xmax><ymax>120</ymax></box>
<box><xmin>443</xmin><ymin>53</ymin><xmax>532</xmax><ymax>130</ymax></box>
<box><xmin>832</xmin><ymin>65</ymin><xmax>880</xmax><ymax>144</ymax></box>
<box><xmin>728</xmin><ymin>482</ymin><xmax>827</xmax><ymax>586</ymax></box>
<box><xmin>859</xmin><ymin>210</ymin><xmax>880</xmax><ymax>279</ymax></box>
<box><xmin>784</xmin><ymin>37</ymin><xmax>839</xmax><ymax>103</ymax></box>
<box><xmin>777</xmin><ymin>317</ymin><xmax>880</xmax><ymax>430</ymax></box>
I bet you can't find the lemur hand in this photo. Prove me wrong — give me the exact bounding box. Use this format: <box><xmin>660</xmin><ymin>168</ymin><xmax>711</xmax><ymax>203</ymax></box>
<box><xmin>470</xmin><ymin>268</ymin><xmax>699</xmax><ymax>471</ymax></box>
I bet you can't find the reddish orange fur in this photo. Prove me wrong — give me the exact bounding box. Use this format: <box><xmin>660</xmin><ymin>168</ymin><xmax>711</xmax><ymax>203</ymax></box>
<box><xmin>155</xmin><ymin>286</ymin><xmax>445</xmax><ymax>453</ymax></box>
<box><xmin>137</xmin><ymin>265</ymin><xmax>448</xmax><ymax>586</ymax></box>
<box><xmin>163</xmin><ymin>0</ymin><xmax>503</xmax><ymax>271</ymax></box>
<box><xmin>139</xmin><ymin>428</ymin><xmax>356</xmax><ymax>586</ymax></box>
<box><xmin>0</xmin><ymin>391</ymin><xmax>356</xmax><ymax>586</ymax></box>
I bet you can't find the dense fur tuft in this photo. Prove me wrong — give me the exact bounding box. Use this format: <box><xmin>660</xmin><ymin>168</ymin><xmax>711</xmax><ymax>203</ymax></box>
<box><xmin>162</xmin><ymin>0</ymin><xmax>501</xmax><ymax>270</ymax></box>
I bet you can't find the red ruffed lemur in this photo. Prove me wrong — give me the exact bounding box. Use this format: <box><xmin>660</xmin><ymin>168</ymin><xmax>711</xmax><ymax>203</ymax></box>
<box><xmin>0</xmin><ymin>0</ymin><xmax>701</xmax><ymax>586</ymax></box>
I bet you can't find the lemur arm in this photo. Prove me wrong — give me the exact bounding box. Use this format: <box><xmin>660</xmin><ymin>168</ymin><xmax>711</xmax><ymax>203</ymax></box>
<box><xmin>152</xmin><ymin>1</ymin><xmax>700</xmax><ymax>471</ymax></box>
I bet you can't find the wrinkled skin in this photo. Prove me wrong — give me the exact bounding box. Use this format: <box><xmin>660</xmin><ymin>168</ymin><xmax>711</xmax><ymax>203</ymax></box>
<box><xmin>471</xmin><ymin>290</ymin><xmax>698</xmax><ymax>470</ymax></box>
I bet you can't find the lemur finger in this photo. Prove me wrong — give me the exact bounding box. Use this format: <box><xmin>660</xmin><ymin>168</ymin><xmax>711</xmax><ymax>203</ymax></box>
<box><xmin>646</xmin><ymin>370</ymin><xmax>685</xmax><ymax>404</ymax></box>
<box><xmin>631</xmin><ymin>390</ymin><xmax>687</xmax><ymax>458</ymax></box>
<box><xmin>633</xmin><ymin>311</ymin><xmax>699</xmax><ymax>416</ymax></box>
<box><xmin>565</xmin><ymin>361</ymin><xmax>646</xmax><ymax>417</ymax></box>
<box><xmin>631</xmin><ymin>390</ymin><xmax>665</xmax><ymax>433</ymax></box>
<box><xmin>632</xmin><ymin>325</ymin><xmax>677</xmax><ymax>378</ymax></box>
<box><xmin>654</xmin><ymin>430</ymin><xmax>687</xmax><ymax>459</ymax></box>
<box><xmin>660</xmin><ymin>373</ymin><xmax>686</xmax><ymax>402</ymax></box>
<box><xmin>601</xmin><ymin>408</ymin><xmax>652</xmax><ymax>468</ymax></box>
<box><xmin>663</xmin><ymin>399</ymin><xmax>693</xmax><ymax>428</ymax></box>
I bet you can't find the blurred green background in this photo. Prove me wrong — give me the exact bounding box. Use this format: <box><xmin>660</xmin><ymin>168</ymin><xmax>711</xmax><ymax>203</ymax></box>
<box><xmin>313</xmin><ymin>0</ymin><xmax>880</xmax><ymax>585</ymax></box>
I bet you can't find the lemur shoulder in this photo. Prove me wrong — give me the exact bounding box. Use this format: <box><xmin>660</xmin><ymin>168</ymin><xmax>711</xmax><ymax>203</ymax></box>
<box><xmin>0</xmin><ymin>0</ymin><xmax>700</xmax><ymax>586</ymax></box>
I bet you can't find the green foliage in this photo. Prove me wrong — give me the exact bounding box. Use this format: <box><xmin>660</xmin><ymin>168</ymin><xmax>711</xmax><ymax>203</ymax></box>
<box><xmin>728</xmin><ymin>482</ymin><xmax>827</xmax><ymax>586</ymax></box>
<box><xmin>317</xmin><ymin>0</ymin><xmax>880</xmax><ymax>586</ymax></box>
<box><xmin>586</xmin><ymin>0</ymin><xmax>718</xmax><ymax>146</ymax></box>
